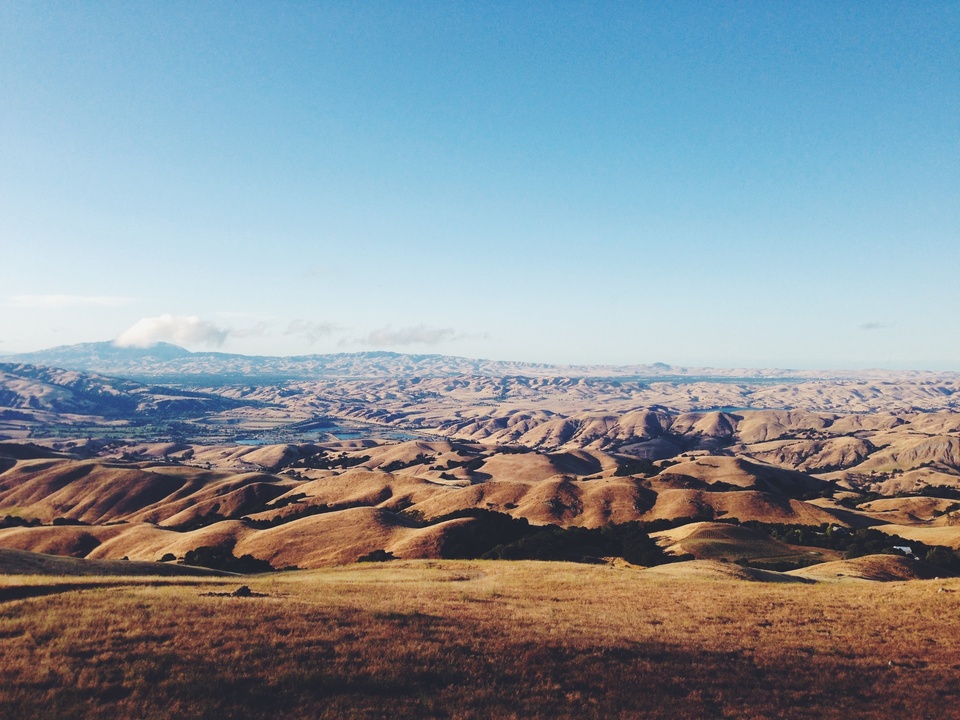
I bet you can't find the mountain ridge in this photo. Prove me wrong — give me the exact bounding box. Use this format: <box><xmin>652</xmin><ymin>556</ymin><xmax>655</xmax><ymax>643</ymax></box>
<box><xmin>1</xmin><ymin>341</ymin><xmax>948</xmax><ymax>383</ymax></box>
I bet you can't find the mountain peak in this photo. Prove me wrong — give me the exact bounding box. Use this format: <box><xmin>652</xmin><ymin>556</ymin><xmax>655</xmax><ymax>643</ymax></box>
<box><xmin>7</xmin><ymin>341</ymin><xmax>193</xmax><ymax>363</ymax></box>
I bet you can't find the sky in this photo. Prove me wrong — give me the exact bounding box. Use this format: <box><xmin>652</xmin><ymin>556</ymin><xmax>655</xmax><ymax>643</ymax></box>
<box><xmin>1</xmin><ymin>2</ymin><xmax>958</xmax><ymax>370</ymax></box>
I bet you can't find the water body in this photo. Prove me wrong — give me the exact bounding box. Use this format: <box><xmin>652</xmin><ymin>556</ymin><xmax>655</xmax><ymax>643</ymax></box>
<box><xmin>602</xmin><ymin>375</ymin><xmax>815</xmax><ymax>386</ymax></box>
<box><xmin>324</xmin><ymin>428</ymin><xmax>423</xmax><ymax>442</ymax></box>
<box><xmin>686</xmin><ymin>406</ymin><xmax>759</xmax><ymax>414</ymax></box>
<box><xmin>233</xmin><ymin>423</ymin><xmax>423</xmax><ymax>446</ymax></box>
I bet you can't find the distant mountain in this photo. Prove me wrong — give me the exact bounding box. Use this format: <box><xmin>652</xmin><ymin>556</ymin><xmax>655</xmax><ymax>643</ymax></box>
<box><xmin>1</xmin><ymin>341</ymin><xmax>946</xmax><ymax>385</ymax></box>
<box><xmin>0</xmin><ymin>362</ymin><xmax>244</xmax><ymax>418</ymax></box>
<box><xmin>7</xmin><ymin>341</ymin><xmax>194</xmax><ymax>367</ymax></box>
<box><xmin>0</xmin><ymin>341</ymin><xmax>678</xmax><ymax>382</ymax></box>
<box><xmin>0</xmin><ymin>341</ymin><xmax>833</xmax><ymax>383</ymax></box>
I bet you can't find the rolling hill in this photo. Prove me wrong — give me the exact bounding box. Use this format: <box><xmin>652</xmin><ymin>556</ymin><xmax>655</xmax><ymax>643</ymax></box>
<box><xmin>0</xmin><ymin>346</ymin><xmax>957</xmax><ymax>578</ymax></box>
<box><xmin>3</xmin><ymin>435</ymin><xmax>954</xmax><ymax>575</ymax></box>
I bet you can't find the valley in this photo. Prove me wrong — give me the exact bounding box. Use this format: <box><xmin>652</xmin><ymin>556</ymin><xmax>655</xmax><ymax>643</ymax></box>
<box><xmin>2</xmin><ymin>345</ymin><xmax>959</xmax><ymax>717</ymax></box>
<box><xmin>0</xmin><ymin>345</ymin><xmax>958</xmax><ymax>573</ymax></box>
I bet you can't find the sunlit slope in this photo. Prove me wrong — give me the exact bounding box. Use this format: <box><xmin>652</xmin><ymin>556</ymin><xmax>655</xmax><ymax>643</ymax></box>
<box><xmin>652</xmin><ymin>521</ymin><xmax>800</xmax><ymax>560</ymax></box>
<box><xmin>0</xmin><ymin>438</ymin><xmax>867</xmax><ymax>570</ymax></box>
<box><xmin>0</xmin><ymin>434</ymin><xmax>957</xmax><ymax>572</ymax></box>
<box><xmin>0</xmin><ymin>457</ymin><xmax>295</xmax><ymax>525</ymax></box>
<box><xmin>788</xmin><ymin>554</ymin><xmax>947</xmax><ymax>582</ymax></box>
<box><xmin>639</xmin><ymin>559</ymin><xmax>809</xmax><ymax>583</ymax></box>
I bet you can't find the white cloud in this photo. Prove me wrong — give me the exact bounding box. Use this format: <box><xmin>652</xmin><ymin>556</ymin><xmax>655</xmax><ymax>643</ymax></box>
<box><xmin>860</xmin><ymin>322</ymin><xmax>895</xmax><ymax>331</ymax></box>
<box><xmin>353</xmin><ymin>324</ymin><xmax>457</xmax><ymax>347</ymax></box>
<box><xmin>114</xmin><ymin>314</ymin><xmax>228</xmax><ymax>348</ymax></box>
<box><xmin>8</xmin><ymin>294</ymin><xmax>135</xmax><ymax>308</ymax></box>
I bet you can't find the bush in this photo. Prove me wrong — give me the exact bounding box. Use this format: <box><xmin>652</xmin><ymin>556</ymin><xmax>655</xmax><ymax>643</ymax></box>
<box><xmin>482</xmin><ymin>522</ymin><xmax>678</xmax><ymax>566</ymax></box>
<box><xmin>925</xmin><ymin>546</ymin><xmax>960</xmax><ymax>573</ymax></box>
<box><xmin>614</xmin><ymin>458</ymin><xmax>657</xmax><ymax>477</ymax></box>
<box><xmin>358</xmin><ymin>549</ymin><xmax>395</xmax><ymax>563</ymax></box>
<box><xmin>485</xmin><ymin>528</ymin><xmax>612</xmax><ymax>563</ymax></box>
<box><xmin>0</xmin><ymin>515</ymin><xmax>41</xmax><ymax>529</ymax></box>
<box><xmin>437</xmin><ymin>509</ymin><xmax>535</xmax><ymax>559</ymax></box>
<box><xmin>182</xmin><ymin>544</ymin><xmax>274</xmax><ymax>573</ymax></box>
<box><xmin>432</xmin><ymin>510</ymin><xmax>677</xmax><ymax>567</ymax></box>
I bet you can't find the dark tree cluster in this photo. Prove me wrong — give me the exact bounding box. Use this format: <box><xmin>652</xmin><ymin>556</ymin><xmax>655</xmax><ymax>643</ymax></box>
<box><xmin>433</xmin><ymin>510</ymin><xmax>682</xmax><ymax>566</ymax></box>
<box><xmin>293</xmin><ymin>452</ymin><xmax>371</xmax><ymax>470</ymax></box>
<box><xmin>182</xmin><ymin>544</ymin><xmax>274</xmax><ymax>573</ymax></box>
<box><xmin>740</xmin><ymin>521</ymin><xmax>960</xmax><ymax>572</ymax></box>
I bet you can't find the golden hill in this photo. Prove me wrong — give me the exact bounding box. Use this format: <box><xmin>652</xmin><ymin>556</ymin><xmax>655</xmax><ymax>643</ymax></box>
<box><xmin>788</xmin><ymin>554</ymin><xmax>946</xmax><ymax>582</ymax></box>
<box><xmin>651</xmin><ymin>521</ymin><xmax>805</xmax><ymax>561</ymax></box>
<box><xmin>655</xmin><ymin>455</ymin><xmax>825</xmax><ymax>494</ymax></box>
<box><xmin>639</xmin><ymin>559</ymin><xmax>808</xmax><ymax>583</ymax></box>
<box><xmin>0</xmin><ymin>430</ymin><xmax>958</xmax><ymax>575</ymax></box>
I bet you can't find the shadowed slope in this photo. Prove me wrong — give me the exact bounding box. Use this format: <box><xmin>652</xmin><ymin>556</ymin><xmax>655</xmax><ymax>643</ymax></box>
<box><xmin>0</xmin><ymin>547</ymin><xmax>229</xmax><ymax>576</ymax></box>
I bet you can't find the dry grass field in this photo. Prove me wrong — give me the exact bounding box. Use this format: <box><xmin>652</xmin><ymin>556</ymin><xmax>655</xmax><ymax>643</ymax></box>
<box><xmin>2</xmin><ymin>560</ymin><xmax>960</xmax><ymax>719</ymax></box>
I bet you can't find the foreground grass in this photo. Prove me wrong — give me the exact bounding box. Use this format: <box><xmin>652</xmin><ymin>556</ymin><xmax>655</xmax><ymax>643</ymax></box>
<box><xmin>1</xmin><ymin>561</ymin><xmax>959</xmax><ymax>719</ymax></box>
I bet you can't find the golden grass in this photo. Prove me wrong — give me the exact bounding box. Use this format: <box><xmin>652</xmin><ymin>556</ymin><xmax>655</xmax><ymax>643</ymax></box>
<box><xmin>2</xmin><ymin>560</ymin><xmax>959</xmax><ymax>719</ymax></box>
<box><xmin>872</xmin><ymin>524</ymin><xmax>960</xmax><ymax>550</ymax></box>
<box><xmin>788</xmin><ymin>555</ymin><xmax>947</xmax><ymax>582</ymax></box>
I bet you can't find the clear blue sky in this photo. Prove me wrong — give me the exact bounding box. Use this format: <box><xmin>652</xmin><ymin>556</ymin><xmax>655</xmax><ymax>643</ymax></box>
<box><xmin>1</xmin><ymin>2</ymin><xmax>958</xmax><ymax>369</ymax></box>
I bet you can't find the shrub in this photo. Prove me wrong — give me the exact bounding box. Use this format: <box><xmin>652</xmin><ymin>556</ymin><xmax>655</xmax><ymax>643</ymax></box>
<box><xmin>358</xmin><ymin>549</ymin><xmax>395</xmax><ymax>563</ymax></box>
<box><xmin>182</xmin><ymin>544</ymin><xmax>274</xmax><ymax>573</ymax></box>
<box><xmin>614</xmin><ymin>458</ymin><xmax>657</xmax><ymax>477</ymax></box>
<box><xmin>433</xmin><ymin>510</ymin><xmax>677</xmax><ymax>567</ymax></box>
<box><xmin>437</xmin><ymin>509</ymin><xmax>535</xmax><ymax>559</ymax></box>
<box><xmin>52</xmin><ymin>517</ymin><xmax>89</xmax><ymax>526</ymax></box>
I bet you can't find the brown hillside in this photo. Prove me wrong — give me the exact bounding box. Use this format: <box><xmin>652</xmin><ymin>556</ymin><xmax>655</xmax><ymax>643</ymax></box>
<box><xmin>654</xmin><ymin>455</ymin><xmax>824</xmax><ymax>495</ymax></box>
<box><xmin>857</xmin><ymin>497</ymin><xmax>960</xmax><ymax>524</ymax></box>
<box><xmin>85</xmin><ymin>521</ymin><xmax>251</xmax><ymax>563</ymax></box>
<box><xmin>0</xmin><ymin>457</ymin><xmax>296</xmax><ymax>526</ymax></box>
<box><xmin>640</xmin><ymin>559</ymin><xmax>808</xmax><ymax>583</ymax></box>
<box><xmin>871</xmin><ymin>524</ymin><xmax>960</xmax><ymax>551</ymax></box>
<box><xmin>0</xmin><ymin>525</ymin><xmax>126</xmax><ymax>557</ymax></box>
<box><xmin>789</xmin><ymin>554</ymin><xmax>948</xmax><ymax>582</ymax></box>
<box><xmin>651</xmin><ymin>521</ymin><xmax>798</xmax><ymax>561</ymax></box>
<box><xmin>877</xmin><ymin>436</ymin><xmax>960</xmax><ymax>470</ymax></box>
<box><xmin>734</xmin><ymin>410</ymin><xmax>832</xmax><ymax>443</ymax></box>
<box><xmin>641</xmin><ymin>488</ymin><xmax>842</xmax><ymax>526</ymax></box>
<box><xmin>669</xmin><ymin>412</ymin><xmax>738</xmax><ymax>439</ymax></box>
<box><xmin>747</xmin><ymin>436</ymin><xmax>874</xmax><ymax>472</ymax></box>
<box><xmin>233</xmin><ymin>507</ymin><xmax>445</xmax><ymax>568</ymax></box>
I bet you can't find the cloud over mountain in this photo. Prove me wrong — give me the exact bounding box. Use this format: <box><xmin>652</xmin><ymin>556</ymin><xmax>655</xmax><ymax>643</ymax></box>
<box><xmin>114</xmin><ymin>314</ymin><xmax>229</xmax><ymax>349</ymax></box>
